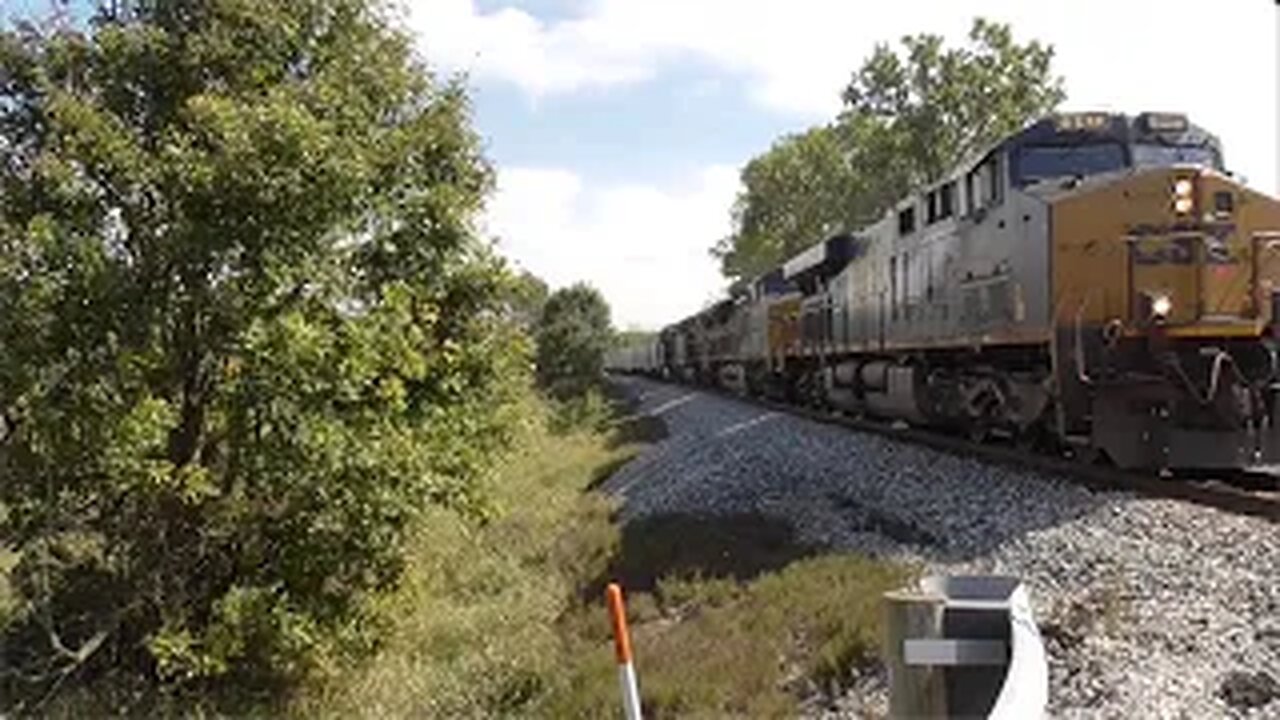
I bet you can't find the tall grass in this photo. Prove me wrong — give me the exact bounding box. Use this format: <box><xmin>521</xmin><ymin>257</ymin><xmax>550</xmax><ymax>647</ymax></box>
<box><xmin>288</xmin><ymin>396</ymin><xmax>633</xmax><ymax>717</ymax></box>
<box><xmin>0</xmin><ymin>547</ymin><xmax>17</xmax><ymax>630</ymax></box>
<box><xmin>542</xmin><ymin>555</ymin><xmax>912</xmax><ymax>719</ymax></box>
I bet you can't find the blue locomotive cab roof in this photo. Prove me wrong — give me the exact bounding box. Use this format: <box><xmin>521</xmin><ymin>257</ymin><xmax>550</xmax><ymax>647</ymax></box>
<box><xmin>782</xmin><ymin>234</ymin><xmax>861</xmax><ymax>284</ymax></box>
<box><xmin>1006</xmin><ymin>112</ymin><xmax>1223</xmax><ymax>187</ymax></box>
<box><xmin>753</xmin><ymin>268</ymin><xmax>795</xmax><ymax>298</ymax></box>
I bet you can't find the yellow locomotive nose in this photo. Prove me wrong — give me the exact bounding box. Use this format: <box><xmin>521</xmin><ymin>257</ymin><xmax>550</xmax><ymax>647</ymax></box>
<box><xmin>1056</xmin><ymin>167</ymin><xmax>1280</xmax><ymax>338</ymax></box>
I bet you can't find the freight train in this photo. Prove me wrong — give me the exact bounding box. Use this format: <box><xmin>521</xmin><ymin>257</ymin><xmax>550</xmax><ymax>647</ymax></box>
<box><xmin>609</xmin><ymin>112</ymin><xmax>1280</xmax><ymax>471</ymax></box>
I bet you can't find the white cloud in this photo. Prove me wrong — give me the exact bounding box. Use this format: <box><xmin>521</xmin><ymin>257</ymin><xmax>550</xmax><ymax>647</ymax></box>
<box><xmin>485</xmin><ymin>165</ymin><xmax>738</xmax><ymax>329</ymax></box>
<box><xmin>409</xmin><ymin>0</ymin><xmax>653</xmax><ymax>95</ymax></box>
<box><xmin>410</xmin><ymin>0</ymin><xmax>1277</xmax><ymax>193</ymax></box>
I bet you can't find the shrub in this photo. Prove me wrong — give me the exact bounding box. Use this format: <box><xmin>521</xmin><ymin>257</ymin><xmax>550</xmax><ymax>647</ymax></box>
<box><xmin>0</xmin><ymin>0</ymin><xmax>526</xmax><ymax>706</ymax></box>
<box><xmin>535</xmin><ymin>283</ymin><xmax>613</xmax><ymax>400</ymax></box>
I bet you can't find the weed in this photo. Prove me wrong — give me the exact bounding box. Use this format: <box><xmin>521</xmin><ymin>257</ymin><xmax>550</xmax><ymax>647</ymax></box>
<box><xmin>545</xmin><ymin>553</ymin><xmax>913</xmax><ymax>719</ymax></box>
<box><xmin>0</xmin><ymin>548</ymin><xmax>16</xmax><ymax>630</ymax></box>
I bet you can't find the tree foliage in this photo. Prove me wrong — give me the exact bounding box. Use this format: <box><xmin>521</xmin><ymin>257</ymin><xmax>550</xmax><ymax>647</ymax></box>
<box><xmin>714</xmin><ymin>18</ymin><xmax>1065</xmax><ymax>280</ymax></box>
<box><xmin>842</xmin><ymin>17</ymin><xmax>1065</xmax><ymax>186</ymax></box>
<box><xmin>503</xmin><ymin>269</ymin><xmax>549</xmax><ymax>332</ymax></box>
<box><xmin>535</xmin><ymin>283</ymin><xmax>612</xmax><ymax>400</ymax></box>
<box><xmin>0</xmin><ymin>0</ymin><xmax>527</xmax><ymax>703</ymax></box>
<box><xmin>711</xmin><ymin>125</ymin><xmax>865</xmax><ymax>287</ymax></box>
<box><xmin>613</xmin><ymin>329</ymin><xmax>655</xmax><ymax>348</ymax></box>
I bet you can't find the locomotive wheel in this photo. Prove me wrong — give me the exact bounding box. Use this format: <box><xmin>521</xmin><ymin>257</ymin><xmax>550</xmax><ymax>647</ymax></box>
<box><xmin>1015</xmin><ymin>424</ymin><xmax>1054</xmax><ymax>454</ymax></box>
<box><xmin>1069</xmin><ymin>444</ymin><xmax>1112</xmax><ymax>466</ymax></box>
<box><xmin>966</xmin><ymin>421</ymin><xmax>991</xmax><ymax>444</ymax></box>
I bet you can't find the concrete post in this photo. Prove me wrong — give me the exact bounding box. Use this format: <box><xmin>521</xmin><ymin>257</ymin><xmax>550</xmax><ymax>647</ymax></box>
<box><xmin>884</xmin><ymin>589</ymin><xmax>948</xmax><ymax>719</ymax></box>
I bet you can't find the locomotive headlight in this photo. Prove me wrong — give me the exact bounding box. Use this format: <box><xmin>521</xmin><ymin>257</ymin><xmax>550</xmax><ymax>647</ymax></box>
<box><xmin>1151</xmin><ymin>294</ymin><xmax>1173</xmax><ymax>318</ymax></box>
<box><xmin>1172</xmin><ymin>178</ymin><xmax>1194</xmax><ymax>214</ymax></box>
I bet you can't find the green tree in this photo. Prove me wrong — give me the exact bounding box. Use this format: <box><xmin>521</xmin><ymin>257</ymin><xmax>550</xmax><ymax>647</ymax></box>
<box><xmin>0</xmin><ymin>0</ymin><xmax>525</xmax><ymax>703</ymax></box>
<box><xmin>714</xmin><ymin>18</ymin><xmax>1064</xmax><ymax>280</ymax></box>
<box><xmin>535</xmin><ymin>283</ymin><xmax>612</xmax><ymax>400</ymax></box>
<box><xmin>711</xmin><ymin>125</ymin><xmax>865</xmax><ymax>283</ymax></box>
<box><xmin>503</xmin><ymin>269</ymin><xmax>549</xmax><ymax>331</ymax></box>
<box><xmin>614</xmin><ymin>329</ymin><xmax>655</xmax><ymax>348</ymax></box>
<box><xmin>841</xmin><ymin>17</ymin><xmax>1065</xmax><ymax>186</ymax></box>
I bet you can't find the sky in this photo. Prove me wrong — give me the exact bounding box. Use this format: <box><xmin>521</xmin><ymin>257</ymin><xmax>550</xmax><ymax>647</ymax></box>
<box><xmin>5</xmin><ymin>0</ymin><xmax>1279</xmax><ymax>330</ymax></box>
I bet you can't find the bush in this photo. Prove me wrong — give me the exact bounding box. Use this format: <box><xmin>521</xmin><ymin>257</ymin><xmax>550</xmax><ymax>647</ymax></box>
<box><xmin>548</xmin><ymin>388</ymin><xmax>615</xmax><ymax>434</ymax></box>
<box><xmin>0</xmin><ymin>0</ymin><xmax>526</xmax><ymax>706</ymax></box>
<box><xmin>535</xmin><ymin>283</ymin><xmax>613</xmax><ymax>400</ymax></box>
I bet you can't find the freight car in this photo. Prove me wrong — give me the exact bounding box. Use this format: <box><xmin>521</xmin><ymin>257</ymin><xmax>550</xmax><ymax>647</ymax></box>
<box><xmin>605</xmin><ymin>337</ymin><xmax>663</xmax><ymax>375</ymax></box>
<box><xmin>615</xmin><ymin>112</ymin><xmax>1280</xmax><ymax>471</ymax></box>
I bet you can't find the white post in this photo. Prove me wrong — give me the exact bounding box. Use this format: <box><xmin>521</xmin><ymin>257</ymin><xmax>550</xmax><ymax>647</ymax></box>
<box><xmin>607</xmin><ymin>583</ymin><xmax>643</xmax><ymax>720</ymax></box>
<box><xmin>617</xmin><ymin>661</ymin><xmax>642</xmax><ymax>720</ymax></box>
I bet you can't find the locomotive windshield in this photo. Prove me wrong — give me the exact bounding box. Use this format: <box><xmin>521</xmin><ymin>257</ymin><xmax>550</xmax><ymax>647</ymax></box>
<box><xmin>1017</xmin><ymin>143</ymin><xmax>1126</xmax><ymax>182</ymax></box>
<box><xmin>1010</xmin><ymin>113</ymin><xmax>1224</xmax><ymax>187</ymax></box>
<box><xmin>1015</xmin><ymin>141</ymin><xmax>1221</xmax><ymax>185</ymax></box>
<box><xmin>1131</xmin><ymin>143</ymin><xmax>1218</xmax><ymax>168</ymax></box>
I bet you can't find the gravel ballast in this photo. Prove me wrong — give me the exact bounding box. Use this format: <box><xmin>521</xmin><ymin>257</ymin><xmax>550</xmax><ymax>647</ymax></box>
<box><xmin>603</xmin><ymin>376</ymin><xmax>1280</xmax><ymax>719</ymax></box>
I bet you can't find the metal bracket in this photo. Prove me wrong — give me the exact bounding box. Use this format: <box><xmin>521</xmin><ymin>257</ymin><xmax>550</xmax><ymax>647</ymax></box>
<box><xmin>903</xmin><ymin>639</ymin><xmax>1008</xmax><ymax>667</ymax></box>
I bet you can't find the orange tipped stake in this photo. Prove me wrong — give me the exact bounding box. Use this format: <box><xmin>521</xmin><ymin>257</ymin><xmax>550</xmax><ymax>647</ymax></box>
<box><xmin>606</xmin><ymin>582</ymin><xmax>633</xmax><ymax>664</ymax></box>
<box><xmin>606</xmin><ymin>582</ymin><xmax>642</xmax><ymax>720</ymax></box>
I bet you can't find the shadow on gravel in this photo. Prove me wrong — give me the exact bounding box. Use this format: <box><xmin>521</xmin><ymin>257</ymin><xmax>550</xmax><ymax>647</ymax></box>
<box><xmin>583</xmin><ymin>380</ymin><xmax>670</xmax><ymax>492</ymax></box>
<box><xmin>607</xmin><ymin>413</ymin><xmax>668</xmax><ymax>449</ymax></box>
<box><xmin>603</xmin><ymin>376</ymin><xmax>671</xmax><ymax>450</ymax></box>
<box><xmin>590</xmin><ymin>512</ymin><xmax>818</xmax><ymax>596</ymax></box>
<box><xmin>826</xmin><ymin>492</ymin><xmax>945</xmax><ymax>548</ymax></box>
<box><xmin>585</xmin><ymin>452</ymin><xmax>640</xmax><ymax>492</ymax></box>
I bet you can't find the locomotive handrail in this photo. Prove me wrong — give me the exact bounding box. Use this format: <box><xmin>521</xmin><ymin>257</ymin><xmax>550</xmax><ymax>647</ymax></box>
<box><xmin>1072</xmin><ymin>299</ymin><xmax>1092</xmax><ymax>385</ymax></box>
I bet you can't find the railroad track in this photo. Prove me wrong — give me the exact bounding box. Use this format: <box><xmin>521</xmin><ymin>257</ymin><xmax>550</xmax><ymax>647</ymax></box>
<box><xmin>620</xmin><ymin>375</ymin><xmax>1280</xmax><ymax>523</ymax></box>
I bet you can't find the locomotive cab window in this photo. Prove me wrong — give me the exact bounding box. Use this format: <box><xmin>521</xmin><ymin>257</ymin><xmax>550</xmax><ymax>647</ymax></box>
<box><xmin>925</xmin><ymin>183</ymin><xmax>955</xmax><ymax>224</ymax></box>
<box><xmin>939</xmin><ymin>182</ymin><xmax>955</xmax><ymax>219</ymax></box>
<box><xmin>898</xmin><ymin>206</ymin><xmax>916</xmax><ymax>236</ymax></box>
<box><xmin>966</xmin><ymin>154</ymin><xmax>1003</xmax><ymax>214</ymax></box>
<box><xmin>986</xmin><ymin>155</ymin><xmax>1003</xmax><ymax>205</ymax></box>
<box><xmin>1016</xmin><ymin>143</ymin><xmax>1125</xmax><ymax>184</ymax></box>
